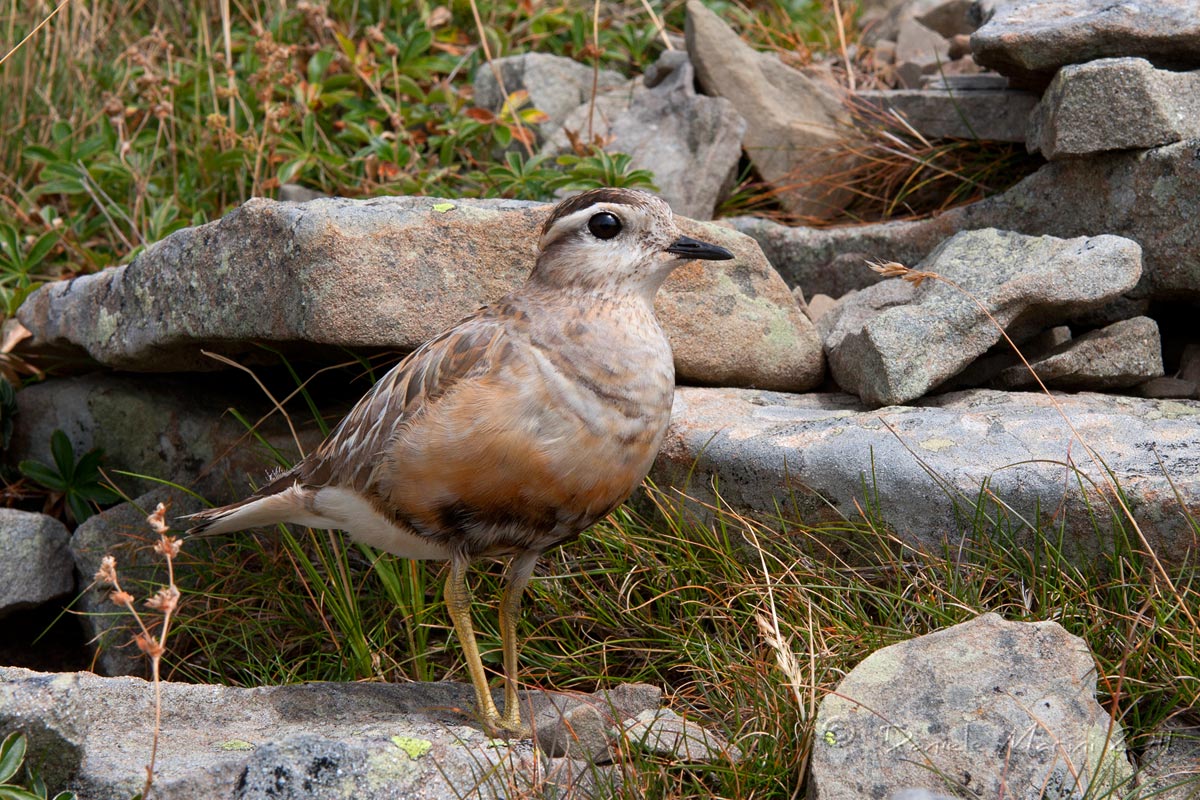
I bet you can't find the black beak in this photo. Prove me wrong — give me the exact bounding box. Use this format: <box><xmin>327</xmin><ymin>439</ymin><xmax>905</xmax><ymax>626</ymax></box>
<box><xmin>664</xmin><ymin>235</ymin><xmax>735</xmax><ymax>261</ymax></box>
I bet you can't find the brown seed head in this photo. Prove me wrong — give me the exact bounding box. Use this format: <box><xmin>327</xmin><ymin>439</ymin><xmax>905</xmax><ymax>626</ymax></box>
<box><xmin>147</xmin><ymin>502</ymin><xmax>171</xmax><ymax>535</ymax></box>
<box><xmin>95</xmin><ymin>555</ymin><xmax>118</xmax><ymax>585</ymax></box>
<box><xmin>145</xmin><ymin>586</ymin><xmax>180</xmax><ymax>613</ymax></box>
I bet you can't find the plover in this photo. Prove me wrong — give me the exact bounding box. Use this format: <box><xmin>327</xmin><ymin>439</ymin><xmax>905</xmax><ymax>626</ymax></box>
<box><xmin>187</xmin><ymin>188</ymin><xmax>734</xmax><ymax>735</ymax></box>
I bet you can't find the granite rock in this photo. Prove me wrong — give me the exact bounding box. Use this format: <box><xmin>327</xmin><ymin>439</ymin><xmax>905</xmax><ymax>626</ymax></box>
<box><xmin>534</xmin><ymin>683</ymin><xmax>663</xmax><ymax>763</ymax></box>
<box><xmin>810</xmin><ymin>613</ymin><xmax>1134</xmax><ymax>799</ymax></box>
<box><xmin>1029</xmin><ymin>57</ymin><xmax>1200</xmax><ymax>159</ymax></box>
<box><xmin>0</xmin><ymin>669</ymin><xmax>730</xmax><ymax>800</ymax></box>
<box><xmin>6</xmin><ymin>373</ymin><xmax>317</xmax><ymax>506</ymax></box>
<box><xmin>70</xmin><ymin>487</ymin><xmax>209</xmax><ymax>677</ymax></box>
<box><xmin>893</xmin><ymin>15</ymin><xmax>952</xmax><ymax>88</ymax></box>
<box><xmin>914</xmin><ymin>0</ymin><xmax>975</xmax><ymax>38</ymax></box>
<box><xmin>651</xmin><ymin>386</ymin><xmax>1200</xmax><ymax>564</ymax></box>
<box><xmin>18</xmin><ymin>196</ymin><xmax>823</xmax><ymax>392</ymax></box>
<box><xmin>991</xmin><ymin>316</ymin><xmax>1164</xmax><ymax>391</ymax></box>
<box><xmin>472</xmin><ymin>52</ymin><xmax>626</xmax><ymax>141</ymax></box>
<box><xmin>1136</xmin><ymin>714</ymin><xmax>1200</xmax><ymax>799</ymax></box>
<box><xmin>818</xmin><ymin>229</ymin><xmax>1142</xmax><ymax>405</ymax></box>
<box><xmin>0</xmin><ymin>510</ymin><xmax>73</xmax><ymax>617</ymax></box>
<box><xmin>685</xmin><ymin>0</ymin><xmax>855</xmax><ymax>220</ymax></box>
<box><xmin>971</xmin><ymin>0</ymin><xmax>1200</xmax><ymax>88</ymax></box>
<box><xmin>732</xmin><ymin>140</ymin><xmax>1200</xmax><ymax>302</ymax></box>
<box><xmin>542</xmin><ymin>51</ymin><xmax>746</xmax><ymax>220</ymax></box>
<box><xmin>854</xmin><ymin>85</ymin><xmax>1038</xmax><ymax>142</ymax></box>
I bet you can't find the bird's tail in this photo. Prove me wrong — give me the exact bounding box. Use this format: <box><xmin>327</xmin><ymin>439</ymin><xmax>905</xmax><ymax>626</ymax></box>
<box><xmin>184</xmin><ymin>468</ymin><xmax>304</xmax><ymax>535</ymax></box>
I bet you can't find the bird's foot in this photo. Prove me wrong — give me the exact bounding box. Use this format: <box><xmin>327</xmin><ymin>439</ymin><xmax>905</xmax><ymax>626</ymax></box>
<box><xmin>481</xmin><ymin>711</ymin><xmax>532</xmax><ymax>740</ymax></box>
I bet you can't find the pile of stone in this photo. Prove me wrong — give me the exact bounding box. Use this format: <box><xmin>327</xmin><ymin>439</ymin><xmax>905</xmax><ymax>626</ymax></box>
<box><xmin>735</xmin><ymin>0</ymin><xmax>1200</xmax><ymax>407</ymax></box>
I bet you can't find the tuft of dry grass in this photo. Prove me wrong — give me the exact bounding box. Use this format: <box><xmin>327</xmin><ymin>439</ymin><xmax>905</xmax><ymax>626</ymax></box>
<box><xmin>718</xmin><ymin>98</ymin><xmax>1043</xmax><ymax>226</ymax></box>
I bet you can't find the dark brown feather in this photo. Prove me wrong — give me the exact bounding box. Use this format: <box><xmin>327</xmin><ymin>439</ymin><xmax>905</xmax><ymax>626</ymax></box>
<box><xmin>540</xmin><ymin>187</ymin><xmax>654</xmax><ymax>237</ymax></box>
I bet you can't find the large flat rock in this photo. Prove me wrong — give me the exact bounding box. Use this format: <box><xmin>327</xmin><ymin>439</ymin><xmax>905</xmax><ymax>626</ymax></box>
<box><xmin>971</xmin><ymin>0</ymin><xmax>1200</xmax><ymax>88</ymax></box>
<box><xmin>650</xmin><ymin>387</ymin><xmax>1200</xmax><ymax>563</ymax></box>
<box><xmin>0</xmin><ymin>669</ymin><xmax>731</xmax><ymax>800</ymax></box>
<box><xmin>18</xmin><ymin>196</ymin><xmax>823</xmax><ymax>392</ymax></box>
<box><xmin>854</xmin><ymin>86</ymin><xmax>1038</xmax><ymax>143</ymax></box>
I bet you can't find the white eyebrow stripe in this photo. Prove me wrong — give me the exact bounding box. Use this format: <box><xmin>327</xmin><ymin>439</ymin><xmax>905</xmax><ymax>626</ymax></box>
<box><xmin>539</xmin><ymin>203</ymin><xmax>630</xmax><ymax>250</ymax></box>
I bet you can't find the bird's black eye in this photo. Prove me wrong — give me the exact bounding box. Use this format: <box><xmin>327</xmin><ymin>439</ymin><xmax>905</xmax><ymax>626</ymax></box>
<box><xmin>587</xmin><ymin>211</ymin><xmax>622</xmax><ymax>240</ymax></box>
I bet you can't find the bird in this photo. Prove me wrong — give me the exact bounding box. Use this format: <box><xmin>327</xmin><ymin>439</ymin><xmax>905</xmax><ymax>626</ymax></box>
<box><xmin>185</xmin><ymin>187</ymin><xmax>734</xmax><ymax>737</ymax></box>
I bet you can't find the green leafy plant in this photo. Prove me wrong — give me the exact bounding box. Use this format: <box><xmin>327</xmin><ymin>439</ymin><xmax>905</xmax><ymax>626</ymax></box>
<box><xmin>18</xmin><ymin>429</ymin><xmax>121</xmax><ymax>524</ymax></box>
<box><xmin>553</xmin><ymin>149</ymin><xmax>657</xmax><ymax>192</ymax></box>
<box><xmin>0</xmin><ymin>223</ymin><xmax>58</xmax><ymax>317</ymax></box>
<box><xmin>0</xmin><ymin>731</ymin><xmax>75</xmax><ymax>800</ymax></box>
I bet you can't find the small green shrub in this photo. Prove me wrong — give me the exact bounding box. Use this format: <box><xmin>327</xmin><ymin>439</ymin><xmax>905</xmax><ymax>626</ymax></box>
<box><xmin>0</xmin><ymin>731</ymin><xmax>75</xmax><ymax>800</ymax></box>
<box><xmin>18</xmin><ymin>430</ymin><xmax>121</xmax><ymax>523</ymax></box>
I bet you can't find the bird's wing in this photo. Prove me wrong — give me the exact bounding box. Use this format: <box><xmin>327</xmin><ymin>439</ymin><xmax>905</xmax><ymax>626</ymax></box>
<box><xmin>299</xmin><ymin>308</ymin><xmax>507</xmax><ymax>493</ymax></box>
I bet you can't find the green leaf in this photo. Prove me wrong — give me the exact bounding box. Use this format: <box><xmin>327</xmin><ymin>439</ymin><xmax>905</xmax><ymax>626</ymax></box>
<box><xmin>277</xmin><ymin>158</ymin><xmax>306</xmax><ymax>185</ymax></box>
<box><xmin>49</xmin><ymin>430</ymin><xmax>75</xmax><ymax>481</ymax></box>
<box><xmin>0</xmin><ymin>225</ymin><xmax>18</xmax><ymax>263</ymax></box>
<box><xmin>66</xmin><ymin>493</ymin><xmax>93</xmax><ymax>525</ymax></box>
<box><xmin>7</xmin><ymin>283</ymin><xmax>42</xmax><ymax>318</ymax></box>
<box><xmin>70</xmin><ymin>449</ymin><xmax>104</xmax><ymax>483</ymax></box>
<box><xmin>0</xmin><ymin>731</ymin><xmax>26</xmax><ymax>784</ymax></box>
<box><xmin>18</xmin><ymin>461</ymin><xmax>66</xmax><ymax>492</ymax></box>
<box><xmin>49</xmin><ymin>120</ymin><xmax>73</xmax><ymax>143</ymax></box>
<box><xmin>72</xmin><ymin>484</ymin><xmax>121</xmax><ymax>504</ymax></box>
<box><xmin>307</xmin><ymin>49</ymin><xmax>335</xmax><ymax>86</ymax></box>
<box><xmin>24</xmin><ymin>231</ymin><xmax>59</xmax><ymax>272</ymax></box>
<box><xmin>0</xmin><ymin>786</ymin><xmax>43</xmax><ymax>800</ymax></box>
<box><xmin>32</xmin><ymin>178</ymin><xmax>86</xmax><ymax>197</ymax></box>
<box><xmin>493</xmin><ymin>125</ymin><xmax>512</xmax><ymax>148</ymax></box>
<box><xmin>21</xmin><ymin>146</ymin><xmax>57</xmax><ymax>164</ymax></box>
<box><xmin>334</xmin><ymin>32</ymin><xmax>357</xmax><ymax>63</ymax></box>
<box><xmin>302</xmin><ymin>113</ymin><xmax>317</xmax><ymax>150</ymax></box>
<box><xmin>392</xmin><ymin>75</ymin><xmax>425</xmax><ymax>101</ymax></box>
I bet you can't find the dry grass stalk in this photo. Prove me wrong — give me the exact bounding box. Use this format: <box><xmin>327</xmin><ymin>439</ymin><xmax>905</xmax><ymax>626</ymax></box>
<box><xmin>466</xmin><ymin>0</ymin><xmax>536</xmax><ymax>158</ymax></box>
<box><xmin>91</xmin><ymin>500</ymin><xmax>183</xmax><ymax>799</ymax></box>
<box><xmin>0</xmin><ymin>0</ymin><xmax>71</xmax><ymax>69</ymax></box>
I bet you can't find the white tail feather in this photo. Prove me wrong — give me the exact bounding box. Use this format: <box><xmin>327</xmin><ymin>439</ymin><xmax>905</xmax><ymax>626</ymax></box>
<box><xmin>186</xmin><ymin>486</ymin><xmax>320</xmax><ymax>535</ymax></box>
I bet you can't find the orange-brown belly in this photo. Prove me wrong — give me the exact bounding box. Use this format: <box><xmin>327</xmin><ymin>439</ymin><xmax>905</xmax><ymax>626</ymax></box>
<box><xmin>377</xmin><ymin>372</ymin><xmax>670</xmax><ymax>557</ymax></box>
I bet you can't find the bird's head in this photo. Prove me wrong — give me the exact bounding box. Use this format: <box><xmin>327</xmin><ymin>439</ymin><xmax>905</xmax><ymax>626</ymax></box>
<box><xmin>531</xmin><ymin>188</ymin><xmax>734</xmax><ymax>300</ymax></box>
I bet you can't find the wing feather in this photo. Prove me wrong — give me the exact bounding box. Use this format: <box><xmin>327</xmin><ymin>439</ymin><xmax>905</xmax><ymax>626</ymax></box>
<box><xmin>300</xmin><ymin>308</ymin><xmax>506</xmax><ymax>493</ymax></box>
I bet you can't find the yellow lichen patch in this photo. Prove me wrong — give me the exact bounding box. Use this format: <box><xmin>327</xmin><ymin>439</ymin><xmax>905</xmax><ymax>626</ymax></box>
<box><xmin>216</xmin><ymin>739</ymin><xmax>255</xmax><ymax>751</ymax></box>
<box><xmin>390</xmin><ymin>735</ymin><xmax>433</xmax><ymax>759</ymax></box>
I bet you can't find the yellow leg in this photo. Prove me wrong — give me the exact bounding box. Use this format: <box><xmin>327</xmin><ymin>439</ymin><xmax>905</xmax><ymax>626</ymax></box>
<box><xmin>497</xmin><ymin>552</ymin><xmax>539</xmax><ymax>737</ymax></box>
<box><xmin>444</xmin><ymin>557</ymin><xmax>502</xmax><ymax>732</ymax></box>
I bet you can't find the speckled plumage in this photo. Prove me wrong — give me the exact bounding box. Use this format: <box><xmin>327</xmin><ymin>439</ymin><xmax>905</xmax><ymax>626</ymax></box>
<box><xmin>186</xmin><ymin>188</ymin><xmax>733</xmax><ymax>735</ymax></box>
